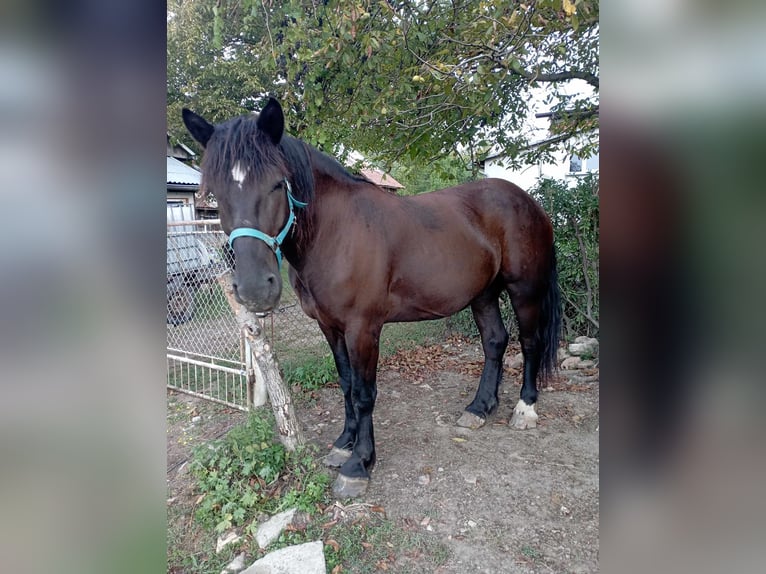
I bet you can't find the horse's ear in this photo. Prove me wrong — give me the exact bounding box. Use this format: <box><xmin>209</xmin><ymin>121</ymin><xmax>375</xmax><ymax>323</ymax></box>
<box><xmin>182</xmin><ymin>108</ymin><xmax>215</xmax><ymax>148</ymax></box>
<box><xmin>257</xmin><ymin>97</ymin><xmax>284</xmax><ymax>144</ymax></box>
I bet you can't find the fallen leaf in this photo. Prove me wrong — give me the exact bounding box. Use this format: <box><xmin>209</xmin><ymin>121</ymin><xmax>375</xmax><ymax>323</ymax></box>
<box><xmin>326</xmin><ymin>539</ymin><xmax>340</xmax><ymax>552</ymax></box>
<box><xmin>361</xmin><ymin>541</ymin><xmax>373</xmax><ymax>549</ymax></box>
<box><xmin>370</xmin><ymin>505</ymin><xmax>386</xmax><ymax>514</ymax></box>
<box><xmin>322</xmin><ymin>519</ymin><xmax>338</xmax><ymax>529</ymax></box>
<box><xmin>452</xmin><ymin>437</ymin><xmax>467</xmax><ymax>443</ymax></box>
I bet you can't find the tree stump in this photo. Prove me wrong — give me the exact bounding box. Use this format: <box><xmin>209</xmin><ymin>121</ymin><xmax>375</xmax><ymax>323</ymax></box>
<box><xmin>217</xmin><ymin>271</ymin><xmax>305</xmax><ymax>451</ymax></box>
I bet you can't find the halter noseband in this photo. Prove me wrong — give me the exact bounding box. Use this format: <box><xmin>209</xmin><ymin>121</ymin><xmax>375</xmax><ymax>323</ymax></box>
<box><xmin>227</xmin><ymin>178</ymin><xmax>308</xmax><ymax>269</ymax></box>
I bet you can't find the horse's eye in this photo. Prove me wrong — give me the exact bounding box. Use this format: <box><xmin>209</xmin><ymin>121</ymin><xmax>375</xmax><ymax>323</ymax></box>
<box><xmin>271</xmin><ymin>182</ymin><xmax>283</xmax><ymax>193</ymax></box>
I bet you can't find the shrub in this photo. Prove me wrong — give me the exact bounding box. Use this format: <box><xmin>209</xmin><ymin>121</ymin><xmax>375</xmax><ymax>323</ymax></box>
<box><xmin>530</xmin><ymin>174</ymin><xmax>599</xmax><ymax>340</ymax></box>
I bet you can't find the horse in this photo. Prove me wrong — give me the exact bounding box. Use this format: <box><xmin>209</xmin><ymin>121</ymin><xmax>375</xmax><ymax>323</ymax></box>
<box><xmin>183</xmin><ymin>98</ymin><xmax>561</xmax><ymax>497</ymax></box>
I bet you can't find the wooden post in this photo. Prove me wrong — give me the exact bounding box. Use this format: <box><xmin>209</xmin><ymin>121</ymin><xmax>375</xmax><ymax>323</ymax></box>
<box><xmin>217</xmin><ymin>271</ymin><xmax>305</xmax><ymax>451</ymax></box>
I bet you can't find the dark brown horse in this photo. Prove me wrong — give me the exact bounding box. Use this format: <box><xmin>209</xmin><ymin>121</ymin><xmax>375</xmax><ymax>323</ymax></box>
<box><xmin>183</xmin><ymin>98</ymin><xmax>561</xmax><ymax>497</ymax></box>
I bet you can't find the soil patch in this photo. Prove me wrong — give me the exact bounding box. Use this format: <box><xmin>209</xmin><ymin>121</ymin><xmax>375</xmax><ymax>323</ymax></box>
<box><xmin>168</xmin><ymin>340</ymin><xmax>599</xmax><ymax>573</ymax></box>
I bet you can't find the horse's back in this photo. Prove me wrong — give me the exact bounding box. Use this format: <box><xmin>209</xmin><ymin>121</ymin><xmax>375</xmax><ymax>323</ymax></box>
<box><xmin>422</xmin><ymin>178</ymin><xmax>554</xmax><ymax>284</ymax></box>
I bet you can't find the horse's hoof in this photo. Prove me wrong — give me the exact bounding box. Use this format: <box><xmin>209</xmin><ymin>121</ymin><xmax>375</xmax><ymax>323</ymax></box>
<box><xmin>332</xmin><ymin>474</ymin><xmax>369</xmax><ymax>498</ymax></box>
<box><xmin>456</xmin><ymin>411</ymin><xmax>486</xmax><ymax>429</ymax></box>
<box><xmin>509</xmin><ymin>399</ymin><xmax>538</xmax><ymax>430</ymax></box>
<box><xmin>323</xmin><ymin>447</ymin><xmax>352</xmax><ymax>468</ymax></box>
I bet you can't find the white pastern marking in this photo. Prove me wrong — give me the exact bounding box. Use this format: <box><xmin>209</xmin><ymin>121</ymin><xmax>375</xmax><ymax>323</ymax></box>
<box><xmin>231</xmin><ymin>162</ymin><xmax>248</xmax><ymax>189</ymax></box>
<box><xmin>513</xmin><ymin>399</ymin><xmax>538</xmax><ymax>420</ymax></box>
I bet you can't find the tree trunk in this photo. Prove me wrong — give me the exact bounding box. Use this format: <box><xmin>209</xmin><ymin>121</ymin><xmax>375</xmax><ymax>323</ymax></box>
<box><xmin>217</xmin><ymin>271</ymin><xmax>305</xmax><ymax>451</ymax></box>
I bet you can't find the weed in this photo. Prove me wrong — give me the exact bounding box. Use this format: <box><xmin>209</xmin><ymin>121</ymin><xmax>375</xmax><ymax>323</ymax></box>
<box><xmin>189</xmin><ymin>409</ymin><xmax>330</xmax><ymax>533</ymax></box>
<box><xmin>282</xmin><ymin>354</ymin><xmax>338</xmax><ymax>390</ymax></box>
<box><xmin>270</xmin><ymin>511</ymin><xmax>450</xmax><ymax>574</ymax></box>
<box><xmin>521</xmin><ymin>544</ymin><xmax>542</xmax><ymax>561</ymax></box>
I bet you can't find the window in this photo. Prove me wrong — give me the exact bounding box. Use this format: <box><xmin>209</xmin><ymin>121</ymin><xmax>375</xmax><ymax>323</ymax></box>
<box><xmin>569</xmin><ymin>152</ymin><xmax>599</xmax><ymax>174</ymax></box>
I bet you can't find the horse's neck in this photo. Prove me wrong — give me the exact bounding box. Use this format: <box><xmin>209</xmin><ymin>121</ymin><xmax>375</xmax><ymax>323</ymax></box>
<box><xmin>283</xmin><ymin>148</ymin><xmax>355</xmax><ymax>271</ymax></box>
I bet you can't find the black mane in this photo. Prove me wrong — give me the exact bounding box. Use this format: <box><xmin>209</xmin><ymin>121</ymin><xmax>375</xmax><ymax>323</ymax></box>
<box><xmin>202</xmin><ymin>113</ymin><xmax>374</xmax><ymax>202</ymax></box>
<box><xmin>202</xmin><ymin>114</ymin><xmax>286</xmax><ymax>186</ymax></box>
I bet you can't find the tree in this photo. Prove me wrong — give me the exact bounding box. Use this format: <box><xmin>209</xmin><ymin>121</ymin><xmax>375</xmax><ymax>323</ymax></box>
<box><xmin>168</xmin><ymin>0</ymin><xmax>598</xmax><ymax>167</ymax></box>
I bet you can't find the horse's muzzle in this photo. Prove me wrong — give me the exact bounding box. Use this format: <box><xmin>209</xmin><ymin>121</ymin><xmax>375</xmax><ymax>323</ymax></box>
<box><xmin>231</xmin><ymin>272</ymin><xmax>282</xmax><ymax>313</ymax></box>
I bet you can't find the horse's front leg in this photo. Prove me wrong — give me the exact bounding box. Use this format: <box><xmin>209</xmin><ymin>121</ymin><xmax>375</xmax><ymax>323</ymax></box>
<box><xmin>332</xmin><ymin>322</ymin><xmax>381</xmax><ymax>498</ymax></box>
<box><xmin>318</xmin><ymin>323</ymin><xmax>355</xmax><ymax>468</ymax></box>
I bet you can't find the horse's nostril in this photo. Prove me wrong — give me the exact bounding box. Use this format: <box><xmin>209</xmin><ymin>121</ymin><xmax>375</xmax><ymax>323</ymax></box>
<box><xmin>266</xmin><ymin>274</ymin><xmax>277</xmax><ymax>286</ymax></box>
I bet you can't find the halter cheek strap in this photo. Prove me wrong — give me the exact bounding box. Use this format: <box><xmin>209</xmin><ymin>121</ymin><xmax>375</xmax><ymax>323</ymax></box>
<box><xmin>228</xmin><ymin>178</ymin><xmax>308</xmax><ymax>269</ymax></box>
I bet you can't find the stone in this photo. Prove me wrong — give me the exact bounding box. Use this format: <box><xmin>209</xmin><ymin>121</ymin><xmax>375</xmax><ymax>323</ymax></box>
<box><xmin>221</xmin><ymin>553</ymin><xmax>246</xmax><ymax>574</ymax></box>
<box><xmin>256</xmin><ymin>508</ymin><xmax>298</xmax><ymax>549</ymax></box>
<box><xmin>568</xmin><ymin>337</ymin><xmax>598</xmax><ymax>357</ymax></box>
<box><xmin>216</xmin><ymin>530</ymin><xmax>241</xmax><ymax>554</ymax></box>
<box><xmin>241</xmin><ymin>540</ymin><xmax>326</xmax><ymax>574</ymax></box>
<box><xmin>561</xmin><ymin>356</ymin><xmax>582</xmax><ymax>370</ymax></box>
<box><xmin>505</xmin><ymin>352</ymin><xmax>524</xmax><ymax>369</ymax></box>
<box><xmin>578</xmin><ymin>360</ymin><xmax>595</xmax><ymax>369</ymax></box>
<box><xmin>557</xmin><ymin>347</ymin><xmax>570</xmax><ymax>361</ymax></box>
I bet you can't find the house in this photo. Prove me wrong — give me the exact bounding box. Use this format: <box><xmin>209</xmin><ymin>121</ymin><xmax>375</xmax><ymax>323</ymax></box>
<box><xmin>479</xmin><ymin>145</ymin><xmax>598</xmax><ymax>192</ymax></box>
<box><xmin>479</xmin><ymin>96</ymin><xmax>598</xmax><ymax>191</ymax></box>
<box><xmin>342</xmin><ymin>149</ymin><xmax>405</xmax><ymax>194</ymax></box>
<box><xmin>167</xmin><ymin>133</ymin><xmax>197</xmax><ymax>162</ymax></box>
<box><xmin>359</xmin><ymin>168</ymin><xmax>404</xmax><ymax>194</ymax></box>
<box><xmin>167</xmin><ymin>156</ymin><xmax>201</xmax><ymax>208</ymax></box>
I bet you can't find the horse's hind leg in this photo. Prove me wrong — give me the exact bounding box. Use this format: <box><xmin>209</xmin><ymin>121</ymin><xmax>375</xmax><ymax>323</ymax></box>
<box><xmin>507</xmin><ymin>285</ymin><xmax>544</xmax><ymax>429</ymax></box>
<box><xmin>318</xmin><ymin>323</ymin><xmax>355</xmax><ymax>468</ymax></box>
<box><xmin>457</xmin><ymin>285</ymin><xmax>508</xmax><ymax>429</ymax></box>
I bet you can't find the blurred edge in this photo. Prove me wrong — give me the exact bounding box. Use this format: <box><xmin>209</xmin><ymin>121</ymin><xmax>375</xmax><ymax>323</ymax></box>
<box><xmin>602</xmin><ymin>1</ymin><xmax>766</xmax><ymax>573</ymax></box>
<box><xmin>0</xmin><ymin>2</ymin><xmax>167</xmax><ymax>574</ymax></box>
<box><xmin>1</xmin><ymin>1</ymin><xmax>766</xmax><ymax>573</ymax></box>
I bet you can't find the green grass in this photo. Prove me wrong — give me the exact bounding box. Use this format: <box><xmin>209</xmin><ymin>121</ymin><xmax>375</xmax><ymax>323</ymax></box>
<box><xmin>190</xmin><ymin>282</ymin><xmax>233</xmax><ymax>323</ymax></box>
<box><xmin>166</xmin><ymin>362</ymin><xmax>248</xmax><ymax>406</ymax></box>
<box><xmin>282</xmin><ymin>354</ymin><xmax>338</xmax><ymax>390</ymax></box>
<box><xmin>520</xmin><ymin>544</ymin><xmax>542</xmax><ymax>562</ymax></box>
<box><xmin>189</xmin><ymin>410</ymin><xmax>331</xmax><ymax>533</ymax></box>
<box><xmin>168</xmin><ymin>406</ymin><xmax>450</xmax><ymax>574</ymax></box>
<box><xmin>271</xmin><ymin>511</ymin><xmax>451</xmax><ymax>573</ymax></box>
<box><xmin>379</xmin><ymin>319</ymin><xmax>448</xmax><ymax>356</ymax></box>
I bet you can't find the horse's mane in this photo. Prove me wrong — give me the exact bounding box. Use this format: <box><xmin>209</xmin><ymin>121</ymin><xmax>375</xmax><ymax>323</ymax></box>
<box><xmin>202</xmin><ymin>113</ymin><xmax>378</xmax><ymax>254</ymax></box>
<box><xmin>202</xmin><ymin>115</ymin><xmax>286</xmax><ymax>186</ymax></box>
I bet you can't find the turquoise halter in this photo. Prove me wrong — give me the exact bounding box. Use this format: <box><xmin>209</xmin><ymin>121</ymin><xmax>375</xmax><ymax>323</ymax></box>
<box><xmin>227</xmin><ymin>178</ymin><xmax>308</xmax><ymax>269</ymax></box>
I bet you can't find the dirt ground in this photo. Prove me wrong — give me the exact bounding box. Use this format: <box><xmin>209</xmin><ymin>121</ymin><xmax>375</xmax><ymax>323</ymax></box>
<box><xmin>167</xmin><ymin>339</ymin><xmax>599</xmax><ymax>573</ymax></box>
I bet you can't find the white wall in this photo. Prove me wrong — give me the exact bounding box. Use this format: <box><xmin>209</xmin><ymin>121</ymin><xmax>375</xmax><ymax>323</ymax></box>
<box><xmin>483</xmin><ymin>150</ymin><xmax>598</xmax><ymax>192</ymax></box>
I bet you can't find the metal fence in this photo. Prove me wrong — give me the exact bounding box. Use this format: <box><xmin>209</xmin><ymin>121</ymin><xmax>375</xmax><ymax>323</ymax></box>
<box><xmin>166</xmin><ymin>221</ymin><xmax>342</xmax><ymax>410</ymax></box>
<box><xmin>167</xmin><ymin>223</ymin><xmax>463</xmax><ymax>409</ymax></box>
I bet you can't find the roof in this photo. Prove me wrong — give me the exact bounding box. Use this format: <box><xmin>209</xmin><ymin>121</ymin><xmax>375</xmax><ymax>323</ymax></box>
<box><xmin>167</xmin><ymin>156</ymin><xmax>201</xmax><ymax>187</ymax></box>
<box><xmin>167</xmin><ymin>133</ymin><xmax>196</xmax><ymax>157</ymax></box>
<box><xmin>360</xmin><ymin>168</ymin><xmax>404</xmax><ymax>189</ymax></box>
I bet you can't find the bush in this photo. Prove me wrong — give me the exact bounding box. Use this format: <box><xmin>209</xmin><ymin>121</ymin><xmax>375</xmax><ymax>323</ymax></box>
<box><xmin>530</xmin><ymin>174</ymin><xmax>599</xmax><ymax>340</ymax></box>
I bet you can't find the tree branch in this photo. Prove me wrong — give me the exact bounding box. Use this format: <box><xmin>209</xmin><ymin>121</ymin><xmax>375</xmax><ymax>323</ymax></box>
<box><xmin>510</xmin><ymin>66</ymin><xmax>599</xmax><ymax>89</ymax></box>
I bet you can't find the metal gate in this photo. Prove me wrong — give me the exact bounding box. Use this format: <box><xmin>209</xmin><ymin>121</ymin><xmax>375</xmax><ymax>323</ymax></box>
<box><xmin>166</xmin><ymin>219</ymin><xmax>255</xmax><ymax>411</ymax></box>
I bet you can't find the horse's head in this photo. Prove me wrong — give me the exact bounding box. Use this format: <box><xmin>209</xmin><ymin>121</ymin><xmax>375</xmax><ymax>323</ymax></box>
<box><xmin>182</xmin><ymin>98</ymin><xmax>293</xmax><ymax>313</ymax></box>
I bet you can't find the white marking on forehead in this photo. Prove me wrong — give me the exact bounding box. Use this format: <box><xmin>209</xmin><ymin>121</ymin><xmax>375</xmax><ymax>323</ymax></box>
<box><xmin>231</xmin><ymin>162</ymin><xmax>248</xmax><ymax>189</ymax></box>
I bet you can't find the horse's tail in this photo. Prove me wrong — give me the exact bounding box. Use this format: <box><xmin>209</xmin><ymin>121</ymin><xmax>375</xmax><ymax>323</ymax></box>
<box><xmin>538</xmin><ymin>245</ymin><xmax>561</xmax><ymax>382</ymax></box>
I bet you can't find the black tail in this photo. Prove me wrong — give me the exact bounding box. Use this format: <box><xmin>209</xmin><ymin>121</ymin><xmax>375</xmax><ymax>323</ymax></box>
<box><xmin>538</xmin><ymin>246</ymin><xmax>561</xmax><ymax>382</ymax></box>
